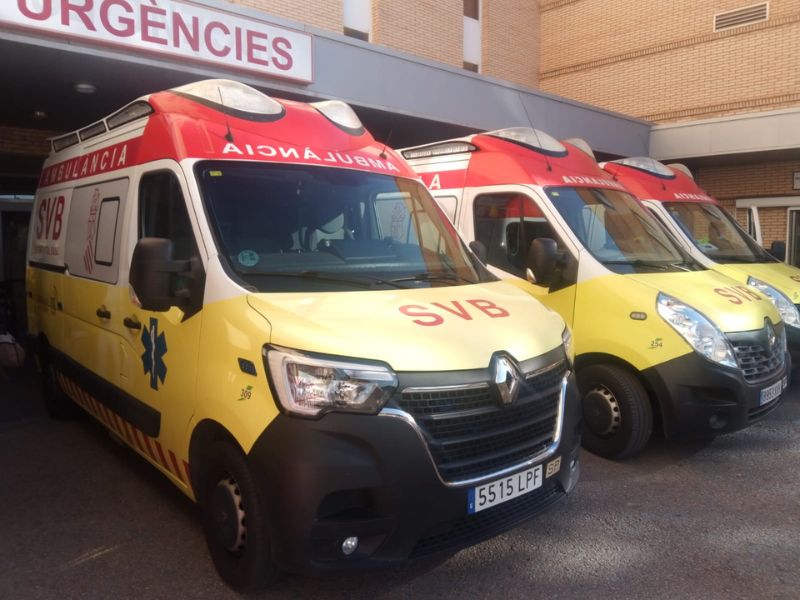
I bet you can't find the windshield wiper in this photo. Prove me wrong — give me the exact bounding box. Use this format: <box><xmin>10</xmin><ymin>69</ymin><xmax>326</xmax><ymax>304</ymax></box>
<box><xmin>602</xmin><ymin>259</ymin><xmax>672</xmax><ymax>271</ymax></box>
<box><xmin>387</xmin><ymin>271</ymin><xmax>478</xmax><ymax>285</ymax></box>
<box><xmin>251</xmin><ymin>271</ymin><xmax>406</xmax><ymax>289</ymax></box>
<box><xmin>710</xmin><ymin>255</ymin><xmax>761</xmax><ymax>264</ymax></box>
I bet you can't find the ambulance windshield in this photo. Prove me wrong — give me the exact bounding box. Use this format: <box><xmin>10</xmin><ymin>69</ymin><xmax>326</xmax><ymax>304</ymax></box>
<box><xmin>663</xmin><ymin>201</ymin><xmax>773</xmax><ymax>263</ymax></box>
<box><xmin>545</xmin><ymin>187</ymin><xmax>698</xmax><ymax>274</ymax></box>
<box><xmin>196</xmin><ymin>162</ymin><xmax>491</xmax><ymax>292</ymax></box>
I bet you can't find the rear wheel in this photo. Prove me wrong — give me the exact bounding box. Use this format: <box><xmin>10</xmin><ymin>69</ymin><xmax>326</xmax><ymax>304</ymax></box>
<box><xmin>578</xmin><ymin>364</ymin><xmax>652</xmax><ymax>459</ymax></box>
<box><xmin>41</xmin><ymin>358</ymin><xmax>80</xmax><ymax>419</ymax></box>
<box><xmin>197</xmin><ymin>441</ymin><xmax>279</xmax><ymax>591</ymax></box>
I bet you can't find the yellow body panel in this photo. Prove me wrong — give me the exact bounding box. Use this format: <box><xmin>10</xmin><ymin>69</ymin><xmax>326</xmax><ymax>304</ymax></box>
<box><xmin>509</xmin><ymin>269</ymin><xmax>780</xmax><ymax>373</ymax></box>
<box><xmin>713</xmin><ymin>262</ymin><xmax>800</xmax><ymax>304</ymax></box>
<box><xmin>29</xmin><ymin>264</ymin><xmax>567</xmax><ymax>501</ymax></box>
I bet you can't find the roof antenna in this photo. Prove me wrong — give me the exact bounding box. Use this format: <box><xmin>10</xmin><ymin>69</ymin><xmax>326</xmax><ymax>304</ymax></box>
<box><xmin>217</xmin><ymin>86</ymin><xmax>235</xmax><ymax>143</ymax></box>
<box><xmin>518</xmin><ymin>92</ymin><xmax>552</xmax><ymax>171</ymax></box>
<box><xmin>380</xmin><ymin>127</ymin><xmax>394</xmax><ymax>160</ymax></box>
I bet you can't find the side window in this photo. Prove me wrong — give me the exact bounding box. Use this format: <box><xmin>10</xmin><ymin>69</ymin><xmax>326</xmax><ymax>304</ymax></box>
<box><xmin>64</xmin><ymin>178</ymin><xmax>128</xmax><ymax>283</ymax></box>
<box><xmin>473</xmin><ymin>193</ymin><xmax>558</xmax><ymax>277</ymax></box>
<box><xmin>139</xmin><ymin>171</ymin><xmax>198</xmax><ymax>260</ymax></box>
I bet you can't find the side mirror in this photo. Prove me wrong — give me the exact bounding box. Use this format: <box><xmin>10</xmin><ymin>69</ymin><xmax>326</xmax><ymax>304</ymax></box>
<box><xmin>768</xmin><ymin>241</ymin><xmax>786</xmax><ymax>262</ymax></box>
<box><xmin>527</xmin><ymin>238</ymin><xmax>559</xmax><ymax>286</ymax></box>
<box><xmin>129</xmin><ymin>238</ymin><xmax>191</xmax><ymax>312</ymax></box>
<box><xmin>469</xmin><ymin>240</ymin><xmax>488</xmax><ymax>263</ymax></box>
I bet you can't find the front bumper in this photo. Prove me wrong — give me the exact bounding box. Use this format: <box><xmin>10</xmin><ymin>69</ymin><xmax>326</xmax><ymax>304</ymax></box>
<box><xmin>246</xmin><ymin>372</ymin><xmax>581</xmax><ymax>575</ymax></box>
<box><xmin>641</xmin><ymin>351</ymin><xmax>788</xmax><ymax>439</ymax></box>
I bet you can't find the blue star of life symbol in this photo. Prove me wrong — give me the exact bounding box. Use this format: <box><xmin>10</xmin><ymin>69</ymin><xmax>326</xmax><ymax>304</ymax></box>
<box><xmin>141</xmin><ymin>318</ymin><xmax>168</xmax><ymax>390</ymax></box>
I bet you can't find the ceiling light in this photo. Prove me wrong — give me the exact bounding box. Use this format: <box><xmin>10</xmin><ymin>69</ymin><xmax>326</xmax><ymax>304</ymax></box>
<box><xmin>33</xmin><ymin>110</ymin><xmax>47</xmax><ymax>120</ymax></box>
<box><xmin>74</xmin><ymin>82</ymin><xmax>97</xmax><ymax>94</ymax></box>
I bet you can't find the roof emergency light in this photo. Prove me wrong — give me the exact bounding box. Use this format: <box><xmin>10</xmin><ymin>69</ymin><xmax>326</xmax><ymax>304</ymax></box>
<box><xmin>563</xmin><ymin>137</ymin><xmax>595</xmax><ymax>160</ymax></box>
<box><xmin>311</xmin><ymin>100</ymin><xmax>364</xmax><ymax>134</ymax></box>
<box><xmin>401</xmin><ymin>141</ymin><xmax>477</xmax><ymax>160</ymax></box>
<box><xmin>488</xmin><ymin>127</ymin><xmax>567</xmax><ymax>157</ymax></box>
<box><xmin>171</xmin><ymin>79</ymin><xmax>284</xmax><ymax>117</ymax></box>
<box><xmin>667</xmin><ymin>163</ymin><xmax>695</xmax><ymax>180</ymax></box>
<box><xmin>612</xmin><ymin>157</ymin><xmax>676</xmax><ymax>179</ymax></box>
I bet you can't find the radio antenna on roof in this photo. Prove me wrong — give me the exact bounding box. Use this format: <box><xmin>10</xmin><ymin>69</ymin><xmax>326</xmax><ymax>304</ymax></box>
<box><xmin>518</xmin><ymin>92</ymin><xmax>552</xmax><ymax>171</ymax></box>
<box><xmin>217</xmin><ymin>86</ymin><xmax>235</xmax><ymax>143</ymax></box>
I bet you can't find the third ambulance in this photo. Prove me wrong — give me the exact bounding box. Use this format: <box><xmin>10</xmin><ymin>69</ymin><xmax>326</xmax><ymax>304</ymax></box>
<box><xmin>602</xmin><ymin>157</ymin><xmax>800</xmax><ymax>360</ymax></box>
<box><xmin>402</xmin><ymin>128</ymin><xmax>789</xmax><ymax>459</ymax></box>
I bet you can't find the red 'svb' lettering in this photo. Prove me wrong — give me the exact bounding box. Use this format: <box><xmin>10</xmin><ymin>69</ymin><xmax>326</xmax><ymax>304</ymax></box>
<box><xmin>714</xmin><ymin>286</ymin><xmax>762</xmax><ymax>305</ymax></box>
<box><xmin>35</xmin><ymin>195</ymin><xmax>65</xmax><ymax>241</ymax></box>
<box><xmin>399</xmin><ymin>299</ymin><xmax>510</xmax><ymax>326</ymax></box>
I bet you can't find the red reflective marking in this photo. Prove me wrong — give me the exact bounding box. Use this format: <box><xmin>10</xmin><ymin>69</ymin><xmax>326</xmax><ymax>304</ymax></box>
<box><xmin>126</xmin><ymin>422</ymin><xmax>144</xmax><ymax>453</ymax></box>
<box><xmin>154</xmin><ymin>441</ymin><xmax>170</xmax><ymax>473</ymax></box>
<box><xmin>168</xmin><ymin>450</ymin><xmax>185</xmax><ymax>483</ymax></box>
<box><xmin>116</xmin><ymin>414</ymin><xmax>134</xmax><ymax>445</ymax></box>
<box><xmin>182</xmin><ymin>461</ymin><xmax>192</xmax><ymax>487</ymax></box>
<box><xmin>89</xmin><ymin>396</ymin><xmax>103</xmax><ymax>420</ymax></box>
<box><xmin>139</xmin><ymin>431</ymin><xmax>157</xmax><ymax>461</ymax></box>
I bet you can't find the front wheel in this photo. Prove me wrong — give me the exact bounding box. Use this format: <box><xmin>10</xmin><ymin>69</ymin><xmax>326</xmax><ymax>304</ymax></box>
<box><xmin>196</xmin><ymin>441</ymin><xmax>279</xmax><ymax>591</ymax></box>
<box><xmin>578</xmin><ymin>364</ymin><xmax>652</xmax><ymax>459</ymax></box>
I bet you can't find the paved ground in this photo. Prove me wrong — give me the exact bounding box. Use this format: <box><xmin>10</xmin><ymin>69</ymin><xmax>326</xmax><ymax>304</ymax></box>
<box><xmin>1</xmin><ymin>365</ymin><xmax>798</xmax><ymax>599</ymax></box>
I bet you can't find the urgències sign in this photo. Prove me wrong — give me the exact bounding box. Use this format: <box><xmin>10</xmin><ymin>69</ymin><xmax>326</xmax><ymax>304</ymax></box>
<box><xmin>1</xmin><ymin>0</ymin><xmax>313</xmax><ymax>83</ymax></box>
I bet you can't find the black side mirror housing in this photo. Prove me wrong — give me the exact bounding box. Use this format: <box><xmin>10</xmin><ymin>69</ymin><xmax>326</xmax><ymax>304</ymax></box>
<box><xmin>129</xmin><ymin>238</ymin><xmax>191</xmax><ymax>312</ymax></box>
<box><xmin>768</xmin><ymin>240</ymin><xmax>786</xmax><ymax>262</ymax></box>
<box><xmin>469</xmin><ymin>240</ymin><xmax>488</xmax><ymax>263</ymax></box>
<box><xmin>527</xmin><ymin>237</ymin><xmax>559</xmax><ymax>286</ymax></box>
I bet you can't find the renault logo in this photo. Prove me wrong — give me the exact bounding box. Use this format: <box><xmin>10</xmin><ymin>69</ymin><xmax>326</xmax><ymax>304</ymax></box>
<box><xmin>491</xmin><ymin>354</ymin><xmax>522</xmax><ymax>406</ymax></box>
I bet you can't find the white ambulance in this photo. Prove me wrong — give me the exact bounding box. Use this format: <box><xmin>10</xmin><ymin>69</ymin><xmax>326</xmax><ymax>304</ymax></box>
<box><xmin>27</xmin><ymin>80</ymin><xmax>580</xmax><ymax>589</ymax></box>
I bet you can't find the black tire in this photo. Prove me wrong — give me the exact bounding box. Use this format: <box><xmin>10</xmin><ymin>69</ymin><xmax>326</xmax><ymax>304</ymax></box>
<box><xmin>578</xmin><ymin>364</ymin><xmax>652</xmax><ymax>459</ymax></box>
<box><xmin>196</xmin><ymin>441</ymin><xmax>279</xmax><ymax>591</ymax></box>
<box><xmin>41</xmin><ymin>358</ymin><xmax>80</xmax><ymax>420</ymax></box>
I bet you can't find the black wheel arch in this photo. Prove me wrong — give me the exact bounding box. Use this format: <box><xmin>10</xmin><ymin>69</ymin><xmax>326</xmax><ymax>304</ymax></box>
<box><xmin>188</xmin><ymin>419</ymin><xmax>244</xmax><ymax>495</ymax></box>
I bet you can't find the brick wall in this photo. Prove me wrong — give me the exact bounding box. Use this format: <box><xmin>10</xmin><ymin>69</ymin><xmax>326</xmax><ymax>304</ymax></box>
<box><xmin>482</xmin><ymin>0</ymin><xmax>539</xmax><ymax>88</ymax></box>
<box><xmin>539</xmin><ymin>0</ymin><xmax>800</xmax><ymax>122</ymax></box>
<box><xmin>0</xmin><ymin>127</ymin><xmax>54</xmax><ymax>157</ymax></box>
<box><xmin>373</xmin><ymin>0</ymin><xmax>463</xmax><ymax>68</ymax></box>
<box><xmin>227</xmin><ymin>1</ymin><xmax>541</xmax><ymax>88</ymax></box>
<box><xmin>225</xmin><ymin>0</ymin><xmax>342</xmax><ymax>32</ymax></box>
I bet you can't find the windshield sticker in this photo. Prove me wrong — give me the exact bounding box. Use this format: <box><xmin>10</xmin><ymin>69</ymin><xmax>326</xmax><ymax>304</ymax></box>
<box><xmin>141</xmin><ymin>318</ymin><xmax>168</xmax><ymax>391</ymax></box>
<box><xmin>238</xmin><ymin>249</ymin><xmax>259</xmax><ymax>267</ymax></box>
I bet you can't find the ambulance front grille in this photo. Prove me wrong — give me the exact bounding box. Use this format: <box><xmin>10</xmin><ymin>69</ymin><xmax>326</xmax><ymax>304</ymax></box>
<box><xmin>398</xmin><ymin>361</ymin><xmax>566</xmax><ymax>483</ymax></box>
<box><xmin>728</xmin><ymin>324</ymin><xmax>784</xmax><ymax>383</ymax></box>
<box><xmin>732</xmin><ymin>340</ymin><xmax>783</xmax><ymax>383</ymax></box>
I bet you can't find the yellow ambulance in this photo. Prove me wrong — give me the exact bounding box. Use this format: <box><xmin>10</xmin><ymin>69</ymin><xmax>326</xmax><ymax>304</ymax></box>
<box><xmin>602</xmin><ymin>157</ymin><xmax>800</xmax><ymax>361</ymax></box>
<box><xmin>26</xmin><ymin>81</ymin><xmax>579</xmax><ymax>589</ymax></box>
<box><xmin>402</xmin><ymin>128</ymin><xmax>789</xmax><ymax>460</ymax></box>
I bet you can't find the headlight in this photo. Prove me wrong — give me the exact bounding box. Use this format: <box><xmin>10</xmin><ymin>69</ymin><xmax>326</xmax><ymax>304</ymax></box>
<box><xmin>264</xmin><ymin>346</ymin><xmax>398</xmax><ymax>418</ymax></box>
<box><xmin>562</xmin><ymin>326</ymin><xmax>574</xmax><ymax>367</ymax></box>
<box><xmin>747</xmin><ymin>276</ymin><xmax>800</xmax><ymax>328</ymax></box>
<box><xmin>656</xmin><ymin>293</ymin><xmax>737</xmax><ymax>368</ymax></box>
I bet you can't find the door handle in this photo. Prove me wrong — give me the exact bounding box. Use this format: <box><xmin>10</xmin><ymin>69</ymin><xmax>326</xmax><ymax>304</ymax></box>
<box><xmin>96</xmin><ymin>307</ymin><xmax>111</xmax><ymax>319</ymax></box>
<box><xmin>123</xmin><ymin>316</ymin><xmax>142</xmax><ymax>330</ymax></box>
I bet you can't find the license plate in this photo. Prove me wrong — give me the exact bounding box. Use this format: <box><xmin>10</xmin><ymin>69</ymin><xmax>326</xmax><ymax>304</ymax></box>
<box><xmin>759</xmin><ymin>379</ymin><xmax>782</xmax><ymax>406</ymax></box>
<box><xmin>467</xmin><ymin>465</ymin><xmax>542</xmax><ymax>514</ymax></box>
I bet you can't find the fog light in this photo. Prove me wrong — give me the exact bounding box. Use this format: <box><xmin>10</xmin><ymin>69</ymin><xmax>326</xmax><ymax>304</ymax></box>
<box><xmin>709</xmin><ymin>414</ymin><xmax>726</xmax><ymax>430</ymax></box>
<box><xmin>342</xmin><ymin>536</ymin><xmax>359</xmax><ymax>556</ymax></box>
<box><xmin>570</xmin><ymin>458</ymin><xmax>578</xmax><ymax>470</ymax></box>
